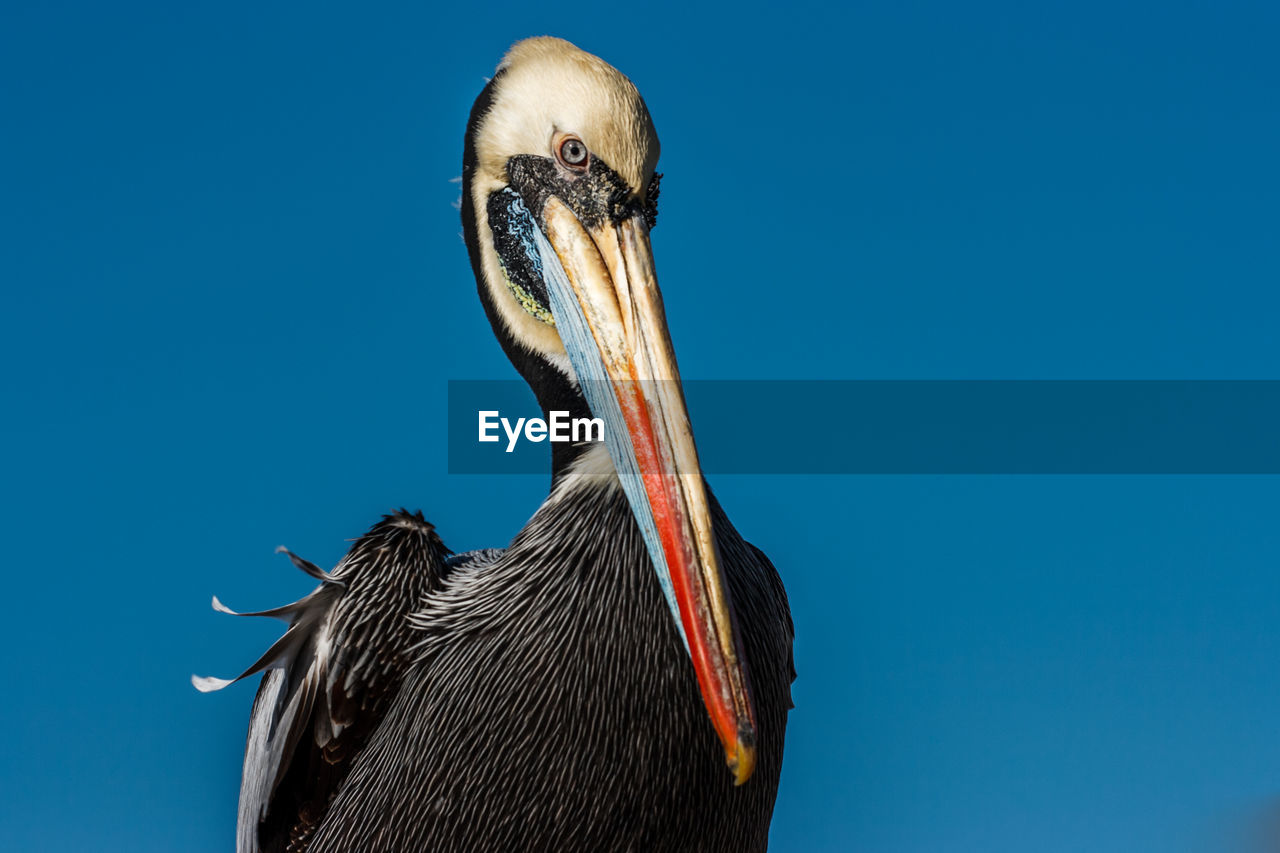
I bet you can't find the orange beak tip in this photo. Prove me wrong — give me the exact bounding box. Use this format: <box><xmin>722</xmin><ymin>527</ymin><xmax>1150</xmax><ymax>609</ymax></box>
<box><xmin>728</xmin><ymin>734</ymin><xmax>757</xmax><ymax>786</ymax></box>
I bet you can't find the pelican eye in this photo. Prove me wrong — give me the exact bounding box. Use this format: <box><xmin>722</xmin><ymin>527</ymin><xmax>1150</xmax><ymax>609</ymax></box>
<box><xmin>557</xmin><ymin>137</ymin><xmax>589</xmax><ymax>170</ymax></box>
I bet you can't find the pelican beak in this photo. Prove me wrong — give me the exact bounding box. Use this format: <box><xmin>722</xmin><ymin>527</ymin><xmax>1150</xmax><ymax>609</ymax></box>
<box><xmin>533</xmin><ymin>196</ymin><xmax>757</xmax><ymax>785</ymax></box>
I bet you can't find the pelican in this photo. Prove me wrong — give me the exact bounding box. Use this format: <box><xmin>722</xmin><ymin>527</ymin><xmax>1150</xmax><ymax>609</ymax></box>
<box><xmin>197</xmin><ymin>37</ymin><xmax>794</xmax><ymax>852</ymax></box>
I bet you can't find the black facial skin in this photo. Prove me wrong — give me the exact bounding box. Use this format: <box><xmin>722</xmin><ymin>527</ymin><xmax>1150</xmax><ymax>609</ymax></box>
<box><xmin>491</xmin><ymin>155</ymin><xmax>662</xmax><ymax>325</ymax></box>
<box><xmin>486</xmin><ymin>187</ymin><xmax>550</xmax><ymax>316</ymax></box>
<box><xmin>506</xmin><ymin>153</ymin><xmax>661</xmax><ymax>231</ymax></box>
<box><xmin>644</xmin><ymin>170</ymin><xmax>661</xmax><ymax>230</ymax></box>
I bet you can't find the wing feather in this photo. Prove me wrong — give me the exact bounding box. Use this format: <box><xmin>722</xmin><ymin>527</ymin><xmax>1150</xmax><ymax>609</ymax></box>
<box><xmin>195</xmin><ymin>509</ymin><xmax>451</xmax><ymax>853</ymax></box>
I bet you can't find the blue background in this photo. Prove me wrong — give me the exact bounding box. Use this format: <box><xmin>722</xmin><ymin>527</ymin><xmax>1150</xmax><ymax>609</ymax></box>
<box><xmin>3</xmin><ymin>1</ymin><xmax>1278</xmax><ymax>850</ymax></box>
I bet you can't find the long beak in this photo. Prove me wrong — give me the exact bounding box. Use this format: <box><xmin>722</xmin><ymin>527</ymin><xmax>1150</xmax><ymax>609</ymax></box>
<box><xmin>533</xmin><ymin>196</ymin><xmax>758</xmax><ymax>784</ymax></box>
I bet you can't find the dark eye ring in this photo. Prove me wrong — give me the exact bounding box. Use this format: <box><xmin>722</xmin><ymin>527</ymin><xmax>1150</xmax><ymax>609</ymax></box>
<box><xmin>557</xmin><ymin>137</ymin><xmax>589</xmax><ymax>170</ymax></box>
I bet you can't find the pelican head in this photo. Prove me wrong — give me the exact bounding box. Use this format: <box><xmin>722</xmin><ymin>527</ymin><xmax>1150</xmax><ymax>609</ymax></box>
<box><xmin>460</xmin><ymin>37</ymin><xmax>758</xmax><ymax>784</ymax></box>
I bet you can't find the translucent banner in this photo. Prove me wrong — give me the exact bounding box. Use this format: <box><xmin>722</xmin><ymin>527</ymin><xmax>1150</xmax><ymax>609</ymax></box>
<box><xmin>446</xmin><ymin>380</ymin><xmax>1280</xmax><ymax>474</ymax></box>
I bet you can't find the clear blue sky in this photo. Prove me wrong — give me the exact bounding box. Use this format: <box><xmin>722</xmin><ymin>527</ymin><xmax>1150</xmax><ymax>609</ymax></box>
<box><xmin>3</xmin><ymin>1</ymin><xmax>1279</xmax><ymax>850</ymax></box>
